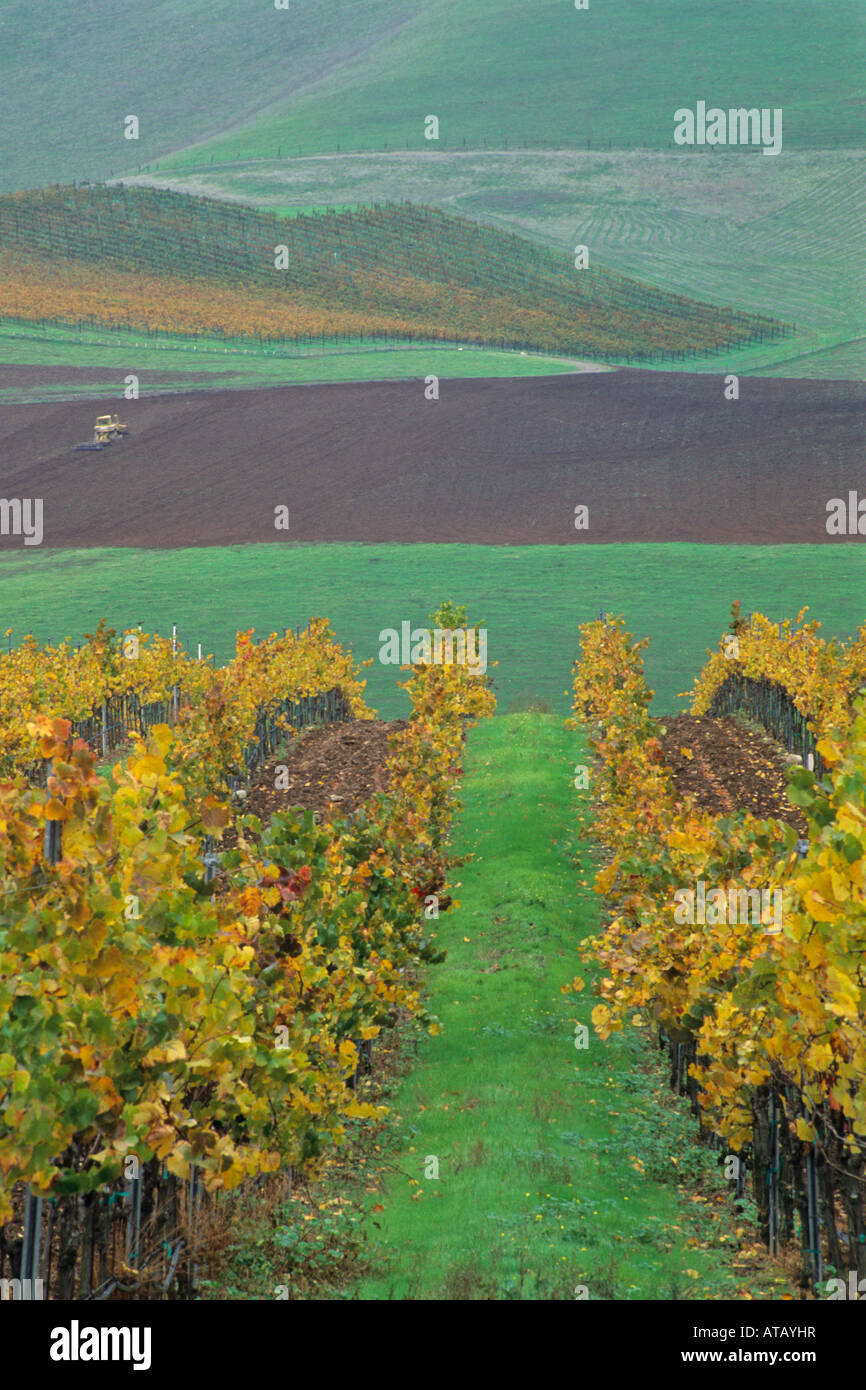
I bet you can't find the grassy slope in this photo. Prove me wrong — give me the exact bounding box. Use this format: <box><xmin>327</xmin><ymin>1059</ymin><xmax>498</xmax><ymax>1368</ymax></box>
<box><xmin>152</xmin><ymin>0</ymin><xmax>864</xmax><ymax>171</ymax></box>
<box><xmin>0</xmin><ymin>2</ymin><xmax>859</xmax><ymax>197</ymax></box>
<box><xmin>356</xmin><ymin>715</ymin><xmax>793</xmax><ymax>1299</ymax></box>
<box><xmin>0</xmin><ymin>323</ymin><xmax>582</xmax><ymax>403</ymax></box>
<box><xmin>1</xmin><ymin>544</ymin><xmax>863</xmax><ymax>717</ymax></box>
<box><xmin>0</xmin><ymin>0</ymin><xmax>422</xmax><ymax>194</ymax></box>
<box><xmin>1</xmin><ymin>3</ymin><xmax>860</xmax><ymax>381</ymax></box>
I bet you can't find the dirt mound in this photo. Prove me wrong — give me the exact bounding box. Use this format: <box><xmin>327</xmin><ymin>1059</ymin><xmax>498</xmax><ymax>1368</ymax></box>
<box><xmin>235</xmin><ymin>718</ymin><xmax>407</xmax><ymax>830</ymax></box>
<box><xmin>0</xmin><ymin>371</ymin><xmax>862</xmax><ymax>547</ymax></box>
<box><xmin>658</xmin><ymin>714</ymin><xmax>807</xmax><ymax>831</ymax></box>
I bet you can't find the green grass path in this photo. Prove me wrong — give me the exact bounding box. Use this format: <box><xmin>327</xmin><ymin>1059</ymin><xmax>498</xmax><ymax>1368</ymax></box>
<box><xmin>358</xmin><ymin>714</ymin><xmax>791</xmax><ymax>1300</ymax></box>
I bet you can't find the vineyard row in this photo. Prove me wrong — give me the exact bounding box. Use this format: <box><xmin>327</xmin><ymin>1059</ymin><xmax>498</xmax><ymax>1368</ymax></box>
<box><xmin>572</xmin><ymin>607</ymin><xmax>866</xmax><ymax>1288</ymax></box>
<box><xmin>0</xmin><ymin>185</ymin><xmax>790</xmax><ymax>360</ymax></box>
<box><xmin>0</xmin><ymin>608</ymin><xmax>496</xmax><ymax>1300</ymax></box>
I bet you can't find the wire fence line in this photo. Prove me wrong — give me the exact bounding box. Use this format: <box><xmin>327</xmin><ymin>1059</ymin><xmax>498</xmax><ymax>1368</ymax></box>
<box><xmin>706</xmin><ymin>671</ymin><xmax>827</xmax><ymax>781</ymax></box>
<box><xmin>1</xmin><ymin>311</ymin><xmax>758</xmax><ymax>365</ymax></box>
<box><xmin>11</xmin><ymin>618</ymin><xmax>344</xmax><ymax>784</ymax></box>
<box><xmin>0</xmin><ymin>315</ymin><xmax>568</xmax><ymax>361</ymax></box>
<box><xmin>1</xmin><ymin>675</ymin><xmax>362</xmax><ymax>1301</ymax></box>
<box><xmin>23</xmin><ymin>685</ymin><xmax>353</xmax><ymax>789</ymax></box>
<box><xmin>17</xmin><ymin>689</ymin><xmax>178</xmax><ymax>788</ymax></box>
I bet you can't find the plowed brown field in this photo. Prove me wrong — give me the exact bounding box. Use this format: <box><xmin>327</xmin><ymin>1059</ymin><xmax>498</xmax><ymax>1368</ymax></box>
<box><xmin>0</xmin><ymin>370</ymin><xmax>861</xmax><ymax>548</ymax></box>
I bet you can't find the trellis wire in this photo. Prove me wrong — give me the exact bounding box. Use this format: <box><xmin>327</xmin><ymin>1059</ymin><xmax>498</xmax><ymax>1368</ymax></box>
<box><xmin>706</xmin><ymin>671</ymin><xmax>826</xmax><ymax>779</ymax></box>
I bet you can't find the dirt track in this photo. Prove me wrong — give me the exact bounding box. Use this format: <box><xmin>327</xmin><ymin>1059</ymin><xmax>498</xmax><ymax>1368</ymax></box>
<box><xmin>0</xmin><ymin>371</ymin><xmax>862</xmax><ymax>548</ymax></box>
<box><xmin>0</xmin><ymin>365</ymin><xmax>227</xmax><ymax>390</ymax></box>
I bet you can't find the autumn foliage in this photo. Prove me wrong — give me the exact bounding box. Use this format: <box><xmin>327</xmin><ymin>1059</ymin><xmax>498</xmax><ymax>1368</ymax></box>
<box><xmin>0</xmin><ymin>618</ymin><xmax>368</xmax><ymax>778</ymax></box>
<box><xmin>686</xmin><ymin>601</ymin><xmax>866</xmax><ymax>740</ymax></box>
<box><xmin>0</xmin><ymin>610</ymin><xmax>495</xmax><ymax>1219</ymax></box>
<box><xmin>0</xmin><ymin>184</ymin><xmax>790</xmax><ymax>360</ymax></box>
<box><xmin>571</xmin><ymin>612</ymin><xmax>866</xmax><ymax>1159</ymax></box>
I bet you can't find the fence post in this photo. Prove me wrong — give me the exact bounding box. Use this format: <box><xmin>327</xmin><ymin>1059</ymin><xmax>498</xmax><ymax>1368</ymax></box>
<box><xmin>43</xmin><ymin>762</ymin><xmax>62</xmax><ymax>864</ymax></box>
<box><xmin>79</xmin><ymin>1193</ymin><xmax>97</xmax><ymax>1299</ymax></box>
<box><xmin>171</xmin><ymin>624</ymin><xmax>179</xmax><ymax>721</ymax></box>
<box><xmin>188</xmin><ymin>1165</ymin><xmax>201</xmax><ymax>1291</ymax></box>
<box><xmin>202</xmin><ymin>835</ymin><xmax>218</xmax><ymax>887</ymax></box>
<box><xmin>768</xmin><ymin>1090</ymin><xmax>780</xmax><ymax>1255</ymax></box>
<box><xmin>126</xmin><ymin>1167</ymin><xmax>143</xmax><ymax>1269</ymax></box>
<box><xmin>805</xmin><ymin>1146</ymin><xmax>823</xmax><ymax>1286</ymax></box>
<box><xmin>20</xmin><ymin>1188</ymin><xmax>43</xmax><ymax>1296</ymax></box>
<box><xmin>37</xmin><ymin>772</ymin><xmax>60</xmax><ymax>1289</ymax></box>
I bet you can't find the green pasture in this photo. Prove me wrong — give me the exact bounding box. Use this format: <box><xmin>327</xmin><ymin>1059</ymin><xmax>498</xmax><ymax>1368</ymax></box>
<box><xmin>1</xmin><ymin>544</ymin><xmax>863</xmax><ymax>718</ymax></box>
<box><xmin>2</xmin><ymin>1</ymin><xmax>861</xmax><ymax>380</ymax></box>
<box><xmin>1</xmin><ymin>2</ymin><xmax>861</xmax><ymax>195</ymax></box>
<box><xmin>150</xmin><ymin>0</ymin><xmax>863</xmax><ymax>174</ymax></box>
<box><xmin>0</xmin><ymin>0</ymin><xmax>420</xmax><ymax>194</ymax></box>
<box><xmin>0</xmin><ymin>323</ymin><xmax>581</xmax><ymax>403</ymax></box>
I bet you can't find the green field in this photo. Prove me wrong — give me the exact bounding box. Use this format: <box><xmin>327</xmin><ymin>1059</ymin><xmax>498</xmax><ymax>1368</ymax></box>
<box><xmin>1</xmin><ymin>1</ymin><xmax>859</xmax><ymax>196</ymax></box>
<box><xmin>2</xmin><ymin>544</ymin><xmax>863</xmax><ymax>717</ymax></box>
<box><xmin>2</xmin><ymin>1</ymin><xmax>861</xmax><ymax>384</ymax></box>
<box><xmin>150</xmin><ymin>0</ymin><xmax>863</xmax><ymax>172</ymax></box>
<box><xmin>0</xmin><ymin>0</ymin><xmax>422</xmax><ymax>194</ymax></box>
<box><xmin>0</xmin><ymin>321</ymin><xmax>583</xmax><ymax>403</ymax></box>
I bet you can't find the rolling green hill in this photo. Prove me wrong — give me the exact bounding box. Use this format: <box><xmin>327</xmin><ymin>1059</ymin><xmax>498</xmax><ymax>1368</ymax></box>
<box><xmin>0</xmin><ymin>0</ymin><xmax>862</xmax><ymax>195</ymax></box>
<box><xmin>2</xmin><ymin>1</ymin><xmax>861</xmax><ymax>381</ymax></box>
<box><xmin>157</xmin><ymin>0</ymin><xmax>864</xmax><ymax>171</ymax></box>
<box><xmin>0</xmin><ymin>0</ymin><xmax>422</xmax><ymax>194</ymax></box>
<box><xmin>0</xmin><ymin>184</ymin><xmax>787</xmax><ymax>363</ymax></box>
<box><xmin>138</xmin><ymin>147</ymin><xmax>866</xmax><ymax>376</ymax></box>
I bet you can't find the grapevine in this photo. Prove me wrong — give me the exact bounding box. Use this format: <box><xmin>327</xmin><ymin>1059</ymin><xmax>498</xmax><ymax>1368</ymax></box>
<box><xmin>569</xmin><ymin>610</ymin><xmax>866</xmax><ymax>1271</ymax></box>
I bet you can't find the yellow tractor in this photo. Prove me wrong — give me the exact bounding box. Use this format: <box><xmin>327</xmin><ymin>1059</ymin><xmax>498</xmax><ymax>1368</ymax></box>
<box><xmin>74</xmin><ymin>415</ymin><xmax>131</xmax><ymax>453</ymax></box>
<box><xmin>93</xmin><ymin>414</ymin><xmax>129</xmax><ymax>444</ymax></box>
